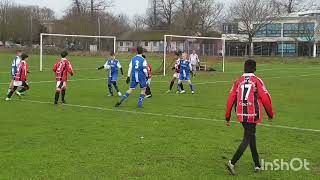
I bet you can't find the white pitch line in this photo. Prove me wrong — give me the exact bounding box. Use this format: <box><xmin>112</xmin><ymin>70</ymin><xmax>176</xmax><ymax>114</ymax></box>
<box><xmin>0</xmin><ymin>78</ymin><xmax>107</xmax><ymax>85</ymax></box>
<box><xmin>1</xmin><ymin>73</ymin><xmax>319</xmax><ymax>86</ymax></box>
<box><xmin>2</xmin><ymin>66</ymin><xmax>320</xmax><ymax>74</ymax></box>
<box><xmin>17</xmin><ymin>99</ymin><xmax>320</xmax><ymax>133</ymax></box>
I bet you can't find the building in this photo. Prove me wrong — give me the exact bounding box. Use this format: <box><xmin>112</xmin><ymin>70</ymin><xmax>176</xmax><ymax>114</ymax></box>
<box><xmin>117</xmin><ymin>31</ymin><xmax>222</xmax><ymax>56</ymax></box>
<box><xmin>222</xmin><ymin>10</ymin><xmax>320</xmax><ymax>57</ymax></box>
<box><xmin>117</xmin><ymin>31</ymin><xmax>166</xmax><ymax>52</ymax></box>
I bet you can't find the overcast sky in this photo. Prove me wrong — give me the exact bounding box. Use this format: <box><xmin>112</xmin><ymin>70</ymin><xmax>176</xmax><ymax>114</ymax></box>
<box><xmin>15</xmin><ymin>0</ymin><xmax>230</xmax><ymax>18</ymax></box>
<box><xmin>15</xmin><ymin>0</ymin><xmax>150</xmax><ymax>18</ymax></box>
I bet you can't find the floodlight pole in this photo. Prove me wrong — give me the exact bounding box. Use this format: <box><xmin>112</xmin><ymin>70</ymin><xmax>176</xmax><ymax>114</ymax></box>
<box><xmin>40</xmin><ymin>33</ymin><xmax>43</xmax><ymax>71</ymax></box>
<box><xmin>98</xmin><ymin>17</ymin><xmax>101</xmax><ymax>50</ymax></box>
<box><xmin>222</xmin><ymin>38</ymin><xmax>226</xmax><ymax>72</ymax></box>
<box><xmin>163</xmin><ymin>35</ymin><xmax>167</xmax><ymax>76</ymax></box>
<box><xmin>114</xmin><ymin>37</ymin><xmax>116</xmax><ymax>53</ymax></box>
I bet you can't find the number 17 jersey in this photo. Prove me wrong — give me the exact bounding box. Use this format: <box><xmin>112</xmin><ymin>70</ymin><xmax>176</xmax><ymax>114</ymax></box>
<box><xmin>225</xmin><ymin>73</ymin><xmax>274</xmax><ymax>124</ymax></box>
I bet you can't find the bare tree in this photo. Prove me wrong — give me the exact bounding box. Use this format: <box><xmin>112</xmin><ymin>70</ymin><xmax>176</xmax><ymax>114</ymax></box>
<box><xmin>0</xmin><ymin>3</ymin><xmax>54</xmax><ymax>44</ymax></box>
<box><xmin>145</xmin><ymin>0</ymin><xmax>161</xmax><ymax>29</ymax></box>
<box><xmin>297</xmin><ymin>19</ymin><xmax>320</xmax><ymax>57</ymax></box>
<box><xmin>197</xmin><ymin>0</ymin><xmax>224</xmax><ymax>34</ymax></box>
<box><xmin>69</xmin><ymin>0</ymin><xmax>113</xmax><ymax>16</ymax></box>
<box><xmin>272</xmin><ymin>0</ymin><xmax>319</xmax><ymax>14</ymax></box>
<box><xmin>230</xmin><ymin>0</ymin><xmax>277</xmax><ymax>57</ymax></box>
<box><xmin>172</xmin><ymin>0</ymin><xmax>223</xmax><ymax>35</ymax></box>
<box><xmin>158</xmin><ymin>0</ymin><xmax>177</xmax><ymax>29</ymax></box>
<box><xmin>0</xmin><ymin>0</ymin><xmax>12</xmax><ymax>42</ymax></box>
<box><xmin>132</xmin><ymin>14</ymin><xmax>146</xmax><ymax>31</ymax></box>
<box><xmin>90</xmin><ymin>0</ymin><xmax>112</xmax><ymax>16</ymax></box>
<box><xmin>74</xmin><ymin>0</ymin><xmax>82</xmax><ymax>14</ymax></box>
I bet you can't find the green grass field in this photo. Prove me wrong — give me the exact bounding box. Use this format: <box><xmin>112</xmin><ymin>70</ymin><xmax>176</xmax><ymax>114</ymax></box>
<box><xmin>0</xmin><ymin>53</ymin><xmax>320</xmax><ymax>179</ymax></box>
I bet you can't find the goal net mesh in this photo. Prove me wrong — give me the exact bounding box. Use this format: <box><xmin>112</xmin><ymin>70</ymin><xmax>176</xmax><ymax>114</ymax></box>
<box><xmin>40</xmin><ymin>34</ymin><xmax>115</xmax><ymax>71</ymax></box>
<box><xmin>155</xmin><ymin>35</ymin><xmax>224</xmax><ymax>75</ymax></box>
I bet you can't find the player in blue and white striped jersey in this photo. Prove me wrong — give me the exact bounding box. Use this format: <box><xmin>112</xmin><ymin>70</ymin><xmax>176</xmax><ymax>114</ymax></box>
<box><xmin>97</xmin><ymin>52</ymin><xmax>124</xmax><ymax>96</ymax></box>
<box><xmin>7</xmin><ymin>50</ymin><xmax>23</xmax><ymax>95</ymax></box>
<box><xmin>115</xmin><ymin>46</ymin><xmax>148</xmax><ymax>108</ymax></box>
<box><xmin>177</xmin><ymin>52</ymin><xmax>195</xmax><ymax>94</ymax></box>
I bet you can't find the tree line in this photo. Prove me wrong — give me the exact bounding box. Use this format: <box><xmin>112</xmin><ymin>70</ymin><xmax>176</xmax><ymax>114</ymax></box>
<box><xmin>0</xmin><ymin>0</ymin><xmax>54</xmax><ymax>44</ymax></box>
<box><xmin>0</xmin><ymin>0</ymin><xmax>319</xmax><ymax>46</ymax></box>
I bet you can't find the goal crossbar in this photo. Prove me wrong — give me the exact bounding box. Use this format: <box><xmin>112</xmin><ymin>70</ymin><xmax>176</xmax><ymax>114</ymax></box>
<box><xmin>163</xmin><ymin>34</ymin><xmax>225</xmax><ymax>76</ymax></box>
<box><xmin>39</xmin><ymin>33</ymin><xmax>116</xmax><ymax>71</ymax></box>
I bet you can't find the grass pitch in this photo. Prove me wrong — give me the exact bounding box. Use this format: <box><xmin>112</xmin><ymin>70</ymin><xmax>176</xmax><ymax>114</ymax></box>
<box><xmin>0</xmin><ymin>53</ymin><xmax>320</xmax><ymax>179</ymax></box>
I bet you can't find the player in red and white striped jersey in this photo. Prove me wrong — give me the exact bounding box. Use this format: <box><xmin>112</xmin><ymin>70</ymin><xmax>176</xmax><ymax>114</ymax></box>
<box><xmin>225</xmin><ymin>59</ymin><xmax>274</xmax><ymax>175</ymax></box>
<box><xmin>166</xmin><ymin>51</ymin><xmax>184</xmax><ymax>93</ymax></box>
<box><xmin>53</xmin><ymin>51</ymin><xmax>74</xmax><ymax>104</ymax></box>
<box><xmin>6</xmin><ymin>53</ymin><xmax>30</xmax><ymax>101</ymax></box>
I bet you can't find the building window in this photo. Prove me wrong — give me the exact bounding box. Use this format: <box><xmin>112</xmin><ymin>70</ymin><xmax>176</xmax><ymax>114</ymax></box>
<box><xmin>120</xmin><ymin>42</ymin><xmax>123</xmax><ymax>46</ymax></box>
<box><xmin>255</xmin><ymin>25</ymin><xmax>267</xmax><ymax>37</ymax></box>
<box><xmin>267</xmin><ymin>24</ymin><xmax>281</xmax><ymax>37</ymax></box>
<box><xmin>278</xmin><ymin>43</ymin><xmax>296</xmax><ymax>54</ymax></box>
<box><xmin>255</xmin><ymin>24</ymin><xmax>281</xmax><ymax>37</ymax></box>
<box><xmin>153</xmin><ymin>41</ymin><xmax>158</xmax><ymax>47</ymax></box>
<box><xmin>145</xmin><ymin>42</ymin><xmax>149</xmax><ymax>46</ymax></box>
<box><xmin>126</xmin><ymin>42</ymin><xmax>130</xmax><ymax>46</ymax></box>
<box><xmin>283</xmin><ymin>23</ymin><xmax>315</xmax><ymax>37</ymax></box>
<box><xmin>223</xmin><ymin>23</ymin><xmax>238</xmax><ymax>34</ymax></box>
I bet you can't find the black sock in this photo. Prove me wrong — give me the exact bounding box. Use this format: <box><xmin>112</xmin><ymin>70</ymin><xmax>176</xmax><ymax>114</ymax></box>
<box><xmin>7</xmin><ymin>86</ymin><xmax>17</xmax><ymax>98</ymax></box>
<box><xmin>19</xmin><ymin>87</ymin><xmax>27</xmax><ymax>93</ymax></box>
<box><xmin>181</xmin><ymin>83</ymin><xmax>184</xmax><ymax>90</ymax></box>
<box><xmin>146</xmin><ymin>86</ymin><xmax>151</xmax><ymax>95</ymax></box>
<box><xmin>169</xmin><ymin>81</ymin><xmax>174</xmax><ymax>90</ymax></box>
<box><xmin>54</xmin><ymin>92</ymin><xmax>60</xmax><ymax>104</ymax></box>
<box><xmin>61</xmin><ymin>89</ymin><xmax>66</xmax><ymax>102</ymax></box>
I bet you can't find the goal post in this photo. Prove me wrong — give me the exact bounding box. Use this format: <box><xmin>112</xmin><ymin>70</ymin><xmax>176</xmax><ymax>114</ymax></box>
<box><xmin>162</xmin><ymin>34</ymin><xmax>225</xmax><ymax>76</ymax></box>
<box><xmin>39</xmin><ymin>33</ymin><xmax>116</xmax><ymax>71</ymax></box>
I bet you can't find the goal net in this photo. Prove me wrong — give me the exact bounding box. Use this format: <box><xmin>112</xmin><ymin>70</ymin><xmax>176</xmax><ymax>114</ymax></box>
<box><xmin>157</xmin><ymin>35</ymin><xmax>225</xmax><ymax>76</ymax></box>
<box><xmin>39</xmin><ymin>33</ymin><xmax>116</xmax><ymax>71</ymax></box>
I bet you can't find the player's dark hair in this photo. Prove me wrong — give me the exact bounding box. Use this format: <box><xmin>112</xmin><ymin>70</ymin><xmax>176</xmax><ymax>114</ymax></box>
<box><xmin>16</xmin><ymin>50</ymin><xmax>22</xmax><ymax>53</ymax></box>
<box><xmin>137</xmin><ymin>46</ymin><xmax>144</xmax><ymax>54</ymax></box>
<box><xmin>21</xmin><ymin>53</ymin><xmax>28</xmax><ymax>60</ymax></box>
<box><xmin>110</xmin><ymin>52</ymin><xmax>115</xmax><ymax>56</ymax></box>
<box><xmin>61</xmin><ymin>51</ymin><xmax>68</xmax><ymax>58</ymax></box>
<box><xmin>244</xmin><ymin>59</ymin><xmax>256</xmax><ymax>73</ymax></box>
<box><xmin>142</xmin><ymin>55</ymin><xmax>146</xmax><ymax>59</ymax></box>
<box><xmin>174</xmin><ymin>50</ymin><xmax>182</xmax><ymax>57</ymax></box>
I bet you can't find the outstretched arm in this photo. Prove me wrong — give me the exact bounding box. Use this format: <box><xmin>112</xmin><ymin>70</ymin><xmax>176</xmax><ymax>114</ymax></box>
<box><xmin>97</xmin><ymin>66</ymin><xmax>104</xmax><ymax>70</ymax></box>
<box><xmin>98</xmin><ymin>61</ymin><xmax>109</xmax><ymax>70</ymax></box>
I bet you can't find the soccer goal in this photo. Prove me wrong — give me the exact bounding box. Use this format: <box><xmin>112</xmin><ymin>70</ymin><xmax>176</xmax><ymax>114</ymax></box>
<box><xmin>158</xmin><ymin>34</ymin><xmax>225</xmax><ymax>76</ymax></box>
<box><xmin>39</xmin><ymin>33</ymin><xmax>116</xmax><ymax>71</ymax></box>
